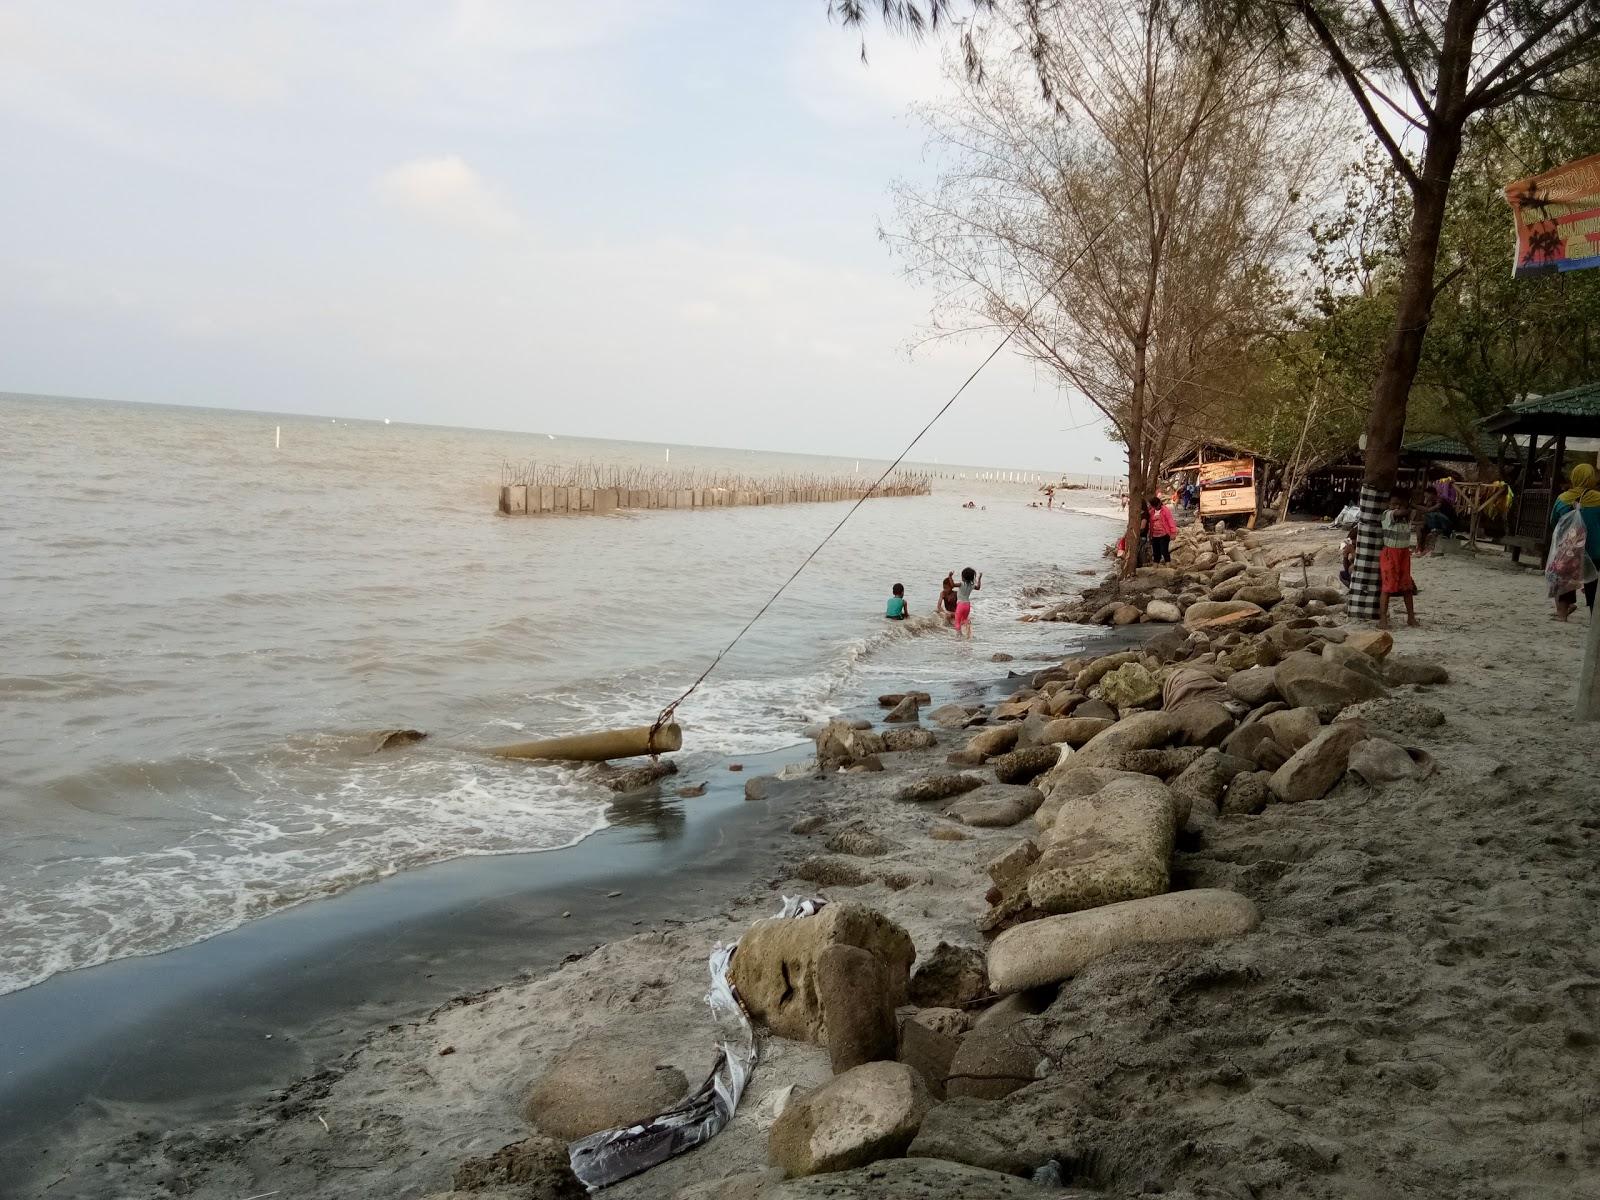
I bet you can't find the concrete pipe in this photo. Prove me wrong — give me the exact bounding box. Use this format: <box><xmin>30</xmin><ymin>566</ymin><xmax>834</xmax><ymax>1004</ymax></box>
<box><xmin>490</xmin><ymin>722</ymin><xmax>683</xmax><ymax>762</ymax></box>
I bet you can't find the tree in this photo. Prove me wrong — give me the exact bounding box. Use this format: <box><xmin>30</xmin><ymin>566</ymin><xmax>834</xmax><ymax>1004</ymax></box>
<box><xmin>884</xmin><ymin>0</ymin><xmax>1327</xmax><ymax>569</ymax></box>
<box><xmin>836</xmin><ymin>0</ymin><xmax>1600</xmax><ymax>615</ymax></box>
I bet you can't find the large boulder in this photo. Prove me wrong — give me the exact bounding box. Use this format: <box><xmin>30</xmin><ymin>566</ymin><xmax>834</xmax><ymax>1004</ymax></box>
<box><xmin>944</xmin><ymin>784</ymin><xmax>1042</xmax><ymax>828</ymax></box>
<box><xmin>943</xmin><ymin>1006</ymin><xmax>1045</xmax><ymax>1102</ymax></box>
<box><xmin>894</xmin><ymin>774</ymin><xmax>984</xmax><ymax>804</ymax></box>
<box><xmin>986</xmin><ymin>889</ymin><xmax>1262</xmax><ymax>994</ymax></box>
<box><xmin>907</xmin><ymin>1099</ymin><xmax>1053</xmax><ymax>1178</ymax></box>
<box><xmin>963</xmin><ymin>725</ymin><xmax>1019</xmax><ymax>760</ymax></box>
<box><xmin>1322</xmin><ymin>641</ymin><xmax>1386</xmax><ymax>683</ymax></box>
<box><xmin>768</xmin><ymin>1061</ymin><xmax>933</xmax><ymax>1178</ymax></box>
<box><xmin>1261</xmin><ymin>706</ymin><xmax>1321</xmax><ymax>753</ymax></box>
<box><xmin>1183</xmin><ymin>600</ymin><xmax>1265</xmax><ymax>630</ymax></box>
<box><xmin>1224</xmin><ymin>666</ymin><xmax>1280</xmax><ymax>706</ymax></box>
<box><xmin>927</xmin><ymin>704</ymin><xmax>973</xmax><ymax>729</ymax></box>
<box><xmin>816</xmin><ymin>721</ymin><xmax>886</xmax><ymax>772</ymax></box>
<box><xmin>1098</xmin><ymin>662</ymin><xmax>1161</xmax><ymax>711</ymax></box>
<box><xmin>1169</xmin><ymin>699</ymin><xmax>1234</xmax><ymax>747</ymax></box>
<box><xmin>731</xmin><ymin>904</ymin><xmax>916</xmax><ymax>1042</ymax></box>
<box><xmin>1233</xmin><ymin>580</ymin><xmax>1282</xmax><ymax>607</ymax></box>
<box><xmin>522</xmin><ymin>1036</ymin><xmax>689</xmax><ymax>1140</ymax></box>
<box><xmin>908</xmin><ymin>943</ymin><xmax>989</xmax><ymax>1009</ymax></box>
<box><xmin>896</xmin><ymin>1014</ymin><xmax>961</xmax><ymax>1101</ymax></box>
<box><xmin>1274</xmin><ymin>651</ymin><xmax>1386</xmax><ymax>721</ymax></box>
<box><xmin>1030</xmin><ymin>775</ymin><xmax>1176</xmax><ymax>914</ymax></box>
<box><xmin>1045</xmin><ymin>716</ymin><xmax>1115</xmax><ymax>748</ymax></box>
<box><xmin>1074</xmin><ymin>650</ymin><xmax>1143</xmax><ymax>693</ymax></box>
<box><xmin>818</xmin><ymin>945</ymin><xmax>898</xmax><ymax>1073</ymax></box>
<box><xmin>826</xmin><ymin>824</ymin><xmax>894</xmax><ymax>858</ymax></box>
<box><xmin>1267</xmin><ymin>719</ymin><xmax>1368</xmax><ymax>804</ymax></box>
<box><xmin>1170</xmin><ymin>749</ymin><xmax>1253</xmax><ymax>812</ymax></box>
<box><xmin>990</xmin><ymin>745</ymin><xmax>1062</xmax><ymax>785</ymax></box>
<box><xmin>1220</xmin><ymin>770</ymin><xmax>1273</xmax><ymax>815</ymax></box>
<box><xmin>1031</xmin><ymin>766</ymin><xmax>1146</xmax><ymax>830</ymax></box>
<box><xmin>1071</xmin><ymin>711</ymin><xmax>1181</xmax><ymax>768</ymax></box>
<box><xmin>1144</xmin><ymin>598</ymin><xmax>1182</xmax><ymax>622</ymax></box>
<box><xmin>883</xmin><ymin>696</ymin><xmax>921</xmax><ymax>724</ymax></box>
<box><xmin>880</xmin><ymin>728</ymin><xmax>937</xmax><ymax>753</ymax></box>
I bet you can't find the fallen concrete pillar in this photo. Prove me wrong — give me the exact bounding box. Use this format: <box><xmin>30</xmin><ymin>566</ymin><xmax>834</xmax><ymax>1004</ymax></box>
<box><xmin>491</xmin><ymin>722</ymin><xmax>683</xmax><ymax>762</ymax></box>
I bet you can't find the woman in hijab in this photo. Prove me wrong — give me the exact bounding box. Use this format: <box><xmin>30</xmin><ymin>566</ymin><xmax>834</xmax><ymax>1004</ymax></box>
<box><xmin>1551</xmin><ymin>462</ymin><xmax>1600</xmax><ymax>620</ymax></box>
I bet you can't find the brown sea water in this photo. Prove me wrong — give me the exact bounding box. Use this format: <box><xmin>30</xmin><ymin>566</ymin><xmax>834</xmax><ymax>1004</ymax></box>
<box><xmin>0</xmin><ymin>393</ymin><xmax>1114</xmax><ymax>995</ymax></box>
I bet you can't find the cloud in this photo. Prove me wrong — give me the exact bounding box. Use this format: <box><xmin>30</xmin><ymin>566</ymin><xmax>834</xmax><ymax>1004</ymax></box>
<box><xmin>374</xmin><ymin>156</ymin><xmax>525</xmax><ymax>237</ymax></box>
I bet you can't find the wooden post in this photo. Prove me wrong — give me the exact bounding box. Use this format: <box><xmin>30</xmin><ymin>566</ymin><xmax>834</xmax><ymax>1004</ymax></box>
<box><xmin>1581</xmin><ymin>594</ymin><xmax>1600</xmax><ymax>719</ymax></box>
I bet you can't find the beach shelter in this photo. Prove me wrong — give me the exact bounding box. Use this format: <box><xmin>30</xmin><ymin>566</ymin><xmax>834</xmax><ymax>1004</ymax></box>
<box><xmin>1163</xmin><ymin>440</ymin><xmax>1280</xmax><ymax>523</ymax></box>
<box><xmin>1481</xmin><ymin>383</ymin><xmax>1600</xmax><ymax>561</ymax></box>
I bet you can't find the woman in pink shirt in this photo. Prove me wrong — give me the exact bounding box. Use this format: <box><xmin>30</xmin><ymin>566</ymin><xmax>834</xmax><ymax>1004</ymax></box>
<box><xmin>1146</xmin><ymin>496</ymin><xmax>1177</xmax><ymax>563</ymax></box>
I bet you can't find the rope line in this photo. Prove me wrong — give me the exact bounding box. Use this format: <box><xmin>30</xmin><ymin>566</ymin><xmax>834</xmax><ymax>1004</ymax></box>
<box><xmin>648</xmin><ymin>194</ymin><xmax>1141</xmax><ymax>742</ymax></box>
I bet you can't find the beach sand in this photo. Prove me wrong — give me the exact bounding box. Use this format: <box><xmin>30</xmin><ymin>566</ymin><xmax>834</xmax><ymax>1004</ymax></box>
<box><xmin>17</xmin><ymin>523</ymin><xmax>1600</xmax><ymax>1199</ymax></box>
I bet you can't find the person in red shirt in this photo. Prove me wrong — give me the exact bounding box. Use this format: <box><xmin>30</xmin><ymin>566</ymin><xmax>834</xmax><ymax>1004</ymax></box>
<box><xmin>1145</xmin><ymin>496</ymin><xmax>1177</xmax><ymax>563</ymax></box>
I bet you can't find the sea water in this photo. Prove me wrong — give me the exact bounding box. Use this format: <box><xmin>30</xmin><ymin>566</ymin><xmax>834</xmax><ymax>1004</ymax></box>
<box><xmin>0</xmin><ymin>393</ymin><xmax>1118</xmax><ymax>995</ymax></box>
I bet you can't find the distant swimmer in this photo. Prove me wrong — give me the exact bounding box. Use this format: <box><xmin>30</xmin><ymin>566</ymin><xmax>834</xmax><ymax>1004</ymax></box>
<box><xmin>962</xmin><ymin>500</ymin><xmax>977</xmax><ymax>509</ymax></box>
<box><xmin>885</xmin><ymin>582</ymin><xmax>909</xmax><ymax>620</ymax></box>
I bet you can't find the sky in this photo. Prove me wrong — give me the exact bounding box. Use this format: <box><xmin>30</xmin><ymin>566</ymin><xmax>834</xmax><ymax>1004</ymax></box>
<box><xmin>0</xmin><ymin>0</ymin><xmax>1123</xmax><ymax>471</ymax></box>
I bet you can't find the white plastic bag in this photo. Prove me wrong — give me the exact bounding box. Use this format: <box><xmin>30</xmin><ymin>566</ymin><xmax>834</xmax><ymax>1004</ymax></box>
<box><xmin>1545</xmin><ymin>507</ymin><xmax>1598</xmax><ymax>597</ymax></box>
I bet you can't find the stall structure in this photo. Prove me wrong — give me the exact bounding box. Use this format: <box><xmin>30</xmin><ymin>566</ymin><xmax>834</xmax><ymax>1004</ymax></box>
<box><xmin>1481</xmin><ymin>383</ymin><xmax>1600</xmax><ymax>562</ymax></box>
<box><xmin>1164</xmin><ymin>441</ymin><xmax>1279</xmax><ymax>525</ymax></box>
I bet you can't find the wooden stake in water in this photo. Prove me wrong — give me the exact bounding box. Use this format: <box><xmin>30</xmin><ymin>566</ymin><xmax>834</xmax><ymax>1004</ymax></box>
<box><xmin>275</xmin><ymin>426</ymin><xmax>280</xmax><ymax>449</ymax></box>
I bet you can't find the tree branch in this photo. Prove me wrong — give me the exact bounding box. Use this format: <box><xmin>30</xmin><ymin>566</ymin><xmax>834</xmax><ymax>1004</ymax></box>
<box><xmin>1367</xmin><ymin>0</ymin><xmax>1435</xmax><ymax>117</ymax></box>
<box><xmin>1295</xmin><ymin>0</ymin><xmax>1421</xmax><ymax>186</ymax></box>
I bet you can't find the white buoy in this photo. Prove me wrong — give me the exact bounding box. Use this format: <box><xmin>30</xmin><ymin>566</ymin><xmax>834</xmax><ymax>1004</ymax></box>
<box><xmin>275</xmin><ymin>425</ymin><xmax>280</xmax><ymax>449</ymax></box>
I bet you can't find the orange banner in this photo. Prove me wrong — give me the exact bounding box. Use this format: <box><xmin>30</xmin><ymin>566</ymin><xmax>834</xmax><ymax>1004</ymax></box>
<box><xmin>1504</xmin><ymin>151</ymin><xmax>1600</xmax><ymax>278</ymax></box>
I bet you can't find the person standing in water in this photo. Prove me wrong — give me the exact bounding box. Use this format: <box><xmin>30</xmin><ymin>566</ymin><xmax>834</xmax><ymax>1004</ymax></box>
<box><xmin>938</xmin><ymin>573</ymin><xmax>958</xmax><ymax>625</ymax></box>
<box><xmin>954</xmin><ymin>567</ymin><xmax>982</xmax><ymax>638</ymax></box>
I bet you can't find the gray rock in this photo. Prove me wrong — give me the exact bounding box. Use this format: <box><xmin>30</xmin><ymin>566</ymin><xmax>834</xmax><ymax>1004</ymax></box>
<box><xmin>894</xmin><ymin>773</ymin><xmax>985</xmax><ymax>804</ymax></box>
<box><xmin>730</xmin><ymin>904</ymin><xmax>915</xmax><ymax>1041</ymax></box>
<box><xmin>896</xmin><ymin>1014</ymin><xmax>960</xmax><ymax>1100</ymax></box>
<box><xmin>453</xmin><ymin>1134</ymin><xmax>586</xmax><ymax>1199</ymax></box>
<box><xmin>768</xmin><ymin>1061</ymin><xmax>933</xmax><ymax>1177</ymax></box>
<box><xmin>1098</xmin><ymin>661</ymin><xmax>1161</xmax><ymax>710</ymax></box>
<box><xmin>818</xmin><ymin>945</ymin><xmax>898</xmax><ymax>1073</ymax></box>
<box><xmin>790</xmin><ymin>815</ymin><xmax>827</xmax><ymax>834</ymax></box>
<box><xmin>944</xmin><ymin>783</ymin><xmax>1044</xmax><ymax>828</ymax></box>
<box><xmin>1073</xmin><ymin>698</ymin><xmax>1117</xmax><ymax>722</ymax></box>
<box><xmin>927</xmin><ymin>704</ymin><xmax>973</xmax><ymax>729</ymax></box>
<box><xmin>1322</xmin><ymin>641</ymin><xmax>1386</xmax><ymax>683</ymax></box>
<box><xmin>1170</xmin><ymin>748</ymin><xmax>1253</xmax><ymax>811</ymax></box>
<box><xmin>943</xmin><ymin>1007</ymin><xmax>1044</xmax><ymax>1101</ymax></box>
<box><xmin>908</xmin><ymin>942</ymin><xmax>989</xmax><ymax>1009</ymax></box>
<box><xmin>746</xmin><ymin>775</ymin><xmax>795</xmax><ymax>802</ymax></box>
<box><xmin>1224</xmin><ymin>666</ymin><xmax>1280</xmax><ymax>706</ymax></box>
<box><xmin>990</xmin><ymin>745</ymin><xmax>1062</xmax><ymax>785</ymax></box>
<box><xmin>907</xmin><ymin>1099</ymin><xmax>1054</xmax><ymax>1178</ymax></box>
<box><xmin>1337</xmin><ymin>695</ymin><xmax>1446</xmax><ymax>742</ymax></box>
<box><xmin>797</xmin><ymin>855</ymin><xmax>873</xmax><ymax>887</ymax></box>
<box><xmin>880</xmin><ymin>728</ymin><xmax>938</xmax><ymax>753</ymax></box>
<box><xmin>1073</xmin><ymin>650</ymin><xmax>1142</xmax><ymax>693</ymax></box>
<box><xmin>1184</xmin><ymin>599</ymin><xmax>1265</xmax><ymax>629</ymax></box>
<box><xmin>1262</xmin><ymin>706</ymin><xmax>1321</xmax><ymax>753</ymax></box>
<box><xmin>1144</xmin><ymin>598</ymin><xmax>1182</xmax><ymax>622</ymax></box>
<box><xmin>1274</xmin><ymin>650</ymin><xmax>1386</xmax><ymax>721</ymax></box>
<box><xmin>825</xmin><ymin>824</ymin><xmax>894</xmax><ymax>857</ymax></box>
<box><xmin>883</xmin><ymin>695</ymin><xmax>921</xmax><ymax>724</ymax></box>
<box><xmin>1029</xmin><ymin>774</ymin><xmax>1175</xmax><ymax>914</ymax></box>
<box><xmin>878</xmin><ymin>692</ymin><xmax>932</xmax><ymax>708</ymax></box>
<box><xmin>1114</xmin><ymin>745</ymin><xmax>1207</xmax><ymax>779</ymax></box>
<box><xmin>523</xmin><ymin>1036</ymin><xmax>689</xmax><ymax>1141</ymax></box>
<box><xmin>1047</xmin><ymin>716</ymin><xmax>1115</xmax><ymax>747</ymax></box>
<box><xmin>986</xmin><ymin>888</ymin><xmax>1261</xmax><ymax>994</ymax></box>
<box><xmin>962</xmin><ymin>725</ymin><xmax>1019</xmax><ymax>760</ymax></box>
<box><xmin>1071</xmin><ymin>710</ymin><xmax>1181</xmax><ymax>768</ymax></box>
<box><xmin>815</xmin><ymin>720</ymin><xmax>886</xmax><ymax>772</ymax></box>
<box><xmin>1220</xmin><ymin>770</ymin><xmax>1273</xmax><ymax>815</ymax></box>
<box><xmin>1268</xmin><ymin>719</ymin><xmax>1368</xmax><ymax>804</ymax></box>
<box><xmin>1169</xmin><ymin>699</ymin><xmax>1234</xmax><ymax>747</ymax></box>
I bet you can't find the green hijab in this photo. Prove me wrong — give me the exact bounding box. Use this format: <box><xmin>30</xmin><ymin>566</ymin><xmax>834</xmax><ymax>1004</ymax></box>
<box><xmin>1557</xmin><ymin>462</ymin><xmax>1600</xmax><ymax>508</ymax></box>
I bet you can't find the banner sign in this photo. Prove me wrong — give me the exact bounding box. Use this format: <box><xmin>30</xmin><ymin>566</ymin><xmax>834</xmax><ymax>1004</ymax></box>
<box><xmin>1197</xmin><ymin>458</ymin><xmax>1255</xmax><ymax>516</ymax></box>
<box><xmin>1504</xmin><ymin>151</ymin><xmax>1600</xmax><ymax>278</ymax></box>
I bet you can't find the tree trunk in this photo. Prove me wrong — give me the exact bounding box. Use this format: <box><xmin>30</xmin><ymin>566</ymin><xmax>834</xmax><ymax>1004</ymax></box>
<box><xmin>1347</xmin><ymin>123</ymin><xmax>1464</xmax><ymax>619</ymax></box>
<box><xmin>1120</xmin><ymin>341</ymin><xmax>1150</xmax><ymax>579</ymax></box>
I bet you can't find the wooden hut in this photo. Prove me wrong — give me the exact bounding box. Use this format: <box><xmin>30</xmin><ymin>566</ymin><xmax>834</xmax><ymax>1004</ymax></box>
<box><xmin>1481</xmin><ymin>383</ymin><xmax>1600</xmax><ymax>561</ymax></box>
<box><xmin>1163</xmin><ymin>440</ymin><xmax>1281</xmax><ymax>524</ymax></box>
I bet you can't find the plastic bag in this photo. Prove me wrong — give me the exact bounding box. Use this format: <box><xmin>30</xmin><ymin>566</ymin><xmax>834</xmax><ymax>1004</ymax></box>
<box><xmin>1545</xmin><ymin>507</ymin><xmax>1598</xmax><ymax>597</ymax></box>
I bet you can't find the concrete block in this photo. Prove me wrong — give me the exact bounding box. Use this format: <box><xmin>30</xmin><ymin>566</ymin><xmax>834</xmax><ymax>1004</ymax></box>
<box><xmin>539</xmin><ymin>486</ymin><xmax>555</xmax><ymax>512</ymax></box>
<box><xmin>579</xmin><ymin>488</ymin><xmax>594</xmax><ymax>512</ymax></box>
<box><xmin>594</xmin><ymin>488</ymin><xmax>618</xmax><ymax>514</ymax></box>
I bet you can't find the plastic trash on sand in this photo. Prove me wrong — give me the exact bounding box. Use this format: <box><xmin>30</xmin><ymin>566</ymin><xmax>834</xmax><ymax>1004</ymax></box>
<box><xmin>567</xmin><ymin>897</ymin><xmax>825</xmax><ymax>1190</ymax></box>
<box><xmin>1332</xmin><ymin>503</ymin><xmax>1361</xmax><ymax>528</ymax></box>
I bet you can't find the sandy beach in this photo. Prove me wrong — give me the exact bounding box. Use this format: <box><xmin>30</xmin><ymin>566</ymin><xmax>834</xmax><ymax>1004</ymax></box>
<box><xmin>12</xmin><ymin>521</ymin><xmax>1600</xmax><ymax>1200</ymax></box>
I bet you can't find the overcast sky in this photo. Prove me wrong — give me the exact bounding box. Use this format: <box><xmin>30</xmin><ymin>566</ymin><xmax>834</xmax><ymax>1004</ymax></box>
<box><xmin>0</xmin><ymin>0</ymin><xmax>1122</xmax><ymax>470</ymax></box>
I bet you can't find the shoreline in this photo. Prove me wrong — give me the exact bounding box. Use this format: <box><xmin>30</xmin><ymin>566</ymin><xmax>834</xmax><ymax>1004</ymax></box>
<box><xmin>1</xmin><ymin>618</ymin><xmax>1132</xmax><ymax>1199</ymax></box>
<box><xmin>14</xmin><ymin>522</ymin><xmax>1599</xmax><ymax>1199</ymax></box>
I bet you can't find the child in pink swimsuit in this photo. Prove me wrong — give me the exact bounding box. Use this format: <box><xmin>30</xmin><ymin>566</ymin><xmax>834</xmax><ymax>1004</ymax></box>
<box><xmin>954</xmin><ymin>567</ymin><xmax>981</xmax><ymax>638</ymax></box>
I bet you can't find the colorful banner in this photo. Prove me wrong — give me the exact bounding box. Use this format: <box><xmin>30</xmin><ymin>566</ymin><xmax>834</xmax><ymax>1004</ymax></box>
<box><xmin>1197</xmin><ymin>458</ymin><xmax>1255</xmax><ymax>516</ymax></box>
<box><xmin>1504</xmin><ymin>151</ymin><xmax>1600</xmax><ymax>278</ymax></box>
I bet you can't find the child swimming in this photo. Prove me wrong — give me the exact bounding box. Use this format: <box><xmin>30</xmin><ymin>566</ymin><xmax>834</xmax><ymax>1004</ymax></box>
<box><xmin>954</xmin><ymin>567</ymin><xmax>981</xmax><ymax>638</ymax></box>
<box><xmin>885</xmin><ymin>582</ymin><xmax>909</xmax><ymax>620</ymax></box>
